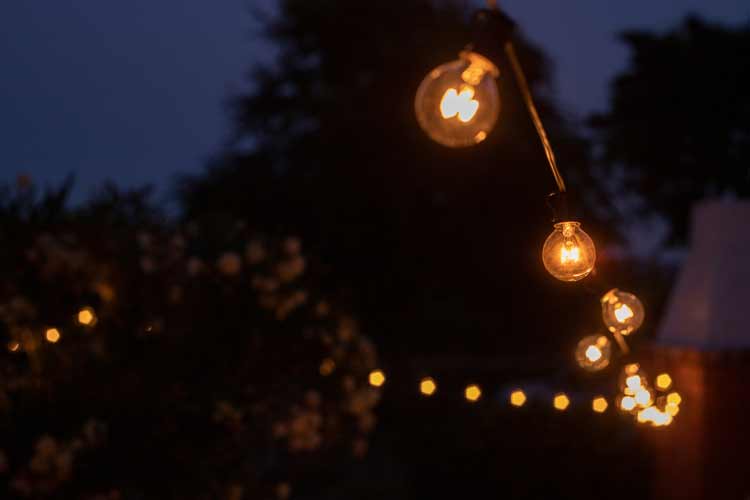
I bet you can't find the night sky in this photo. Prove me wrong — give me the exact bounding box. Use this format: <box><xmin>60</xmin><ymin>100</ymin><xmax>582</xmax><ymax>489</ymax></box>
<box><xmin>1</xmin><ymin>0</ymin><xmax>748</xmax><ymax>201</ymax></box>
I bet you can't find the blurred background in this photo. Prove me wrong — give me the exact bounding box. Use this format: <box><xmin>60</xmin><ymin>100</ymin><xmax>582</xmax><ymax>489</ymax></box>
<box><xmin>0</xmin><ymin>1</ymin><xmax>749</xmax><ymax>498</ymax></box>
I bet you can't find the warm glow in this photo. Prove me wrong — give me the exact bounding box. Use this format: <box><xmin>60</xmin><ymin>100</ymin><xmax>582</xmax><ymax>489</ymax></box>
<box><xmin>560</xmin><ymin>244</ymin><xmax>581</xmax><ymax>264</ymax></box>
<box><xmin>419</xmin><ymin>377</ymin><xmax>437</xmax><ymax>396</ymax></box>
<box><xmin>638</xmin><ymin>406</ymin><xmax>673</xmax><ymax>427</ymax></box>
<box><xmin>655</xmin><ymin>373</ymin><xmax>673</xmax><ymax>391</ymax></box>
<box><xmin>592</xmin><ymin>396</ymin><xmax>608</xmax><ymax>413</ymax></box>
<box><xmin>45</xmin><ymin>328</ymin><xmax>61</xmax><ymax>344</ymax></box>
<box><xmin>368</xmin><ymin>369</ymin><xmax>386</xmax><ymax>388</ymax></box>
<box><xmin>319</xmin><ymin>358</ymin><xmax>335</xmax><ymax>376</ymax></box>
<box><xmin>465</xmin><ymin>384</ymin><xmax>482</xmax><ymax>402</ymax></box>
<box><xmin>625</xmin><ymin>363</ymin><xmax>640</xmax><ymax>376</ymax></box>
<box><xmin>665</xmin><ymin>403</ymin><xmax>680</xmax><ymax>416</ymax></box>
<box><xmin>614</xmin><ymin>303</ymin><xmax>634</xmax><ymax>323</ymax></box>
<box><xmin>440</xmin><ymin>86</ymin><xmax>479</xmax><ymax>122</ymax></box>
<box><xmin>77</xmin><ymin>307</ymin><xmax>97</xmax><ymax>326</ymax></box>
<box><xmin>620</xmin><ymin>396</ymin><xmax>636</xmax><ymax>411</ymax></box>
<box><xmin>585</xmin><ymin>345</ymin><xmax>603</xmax><ymax>362</ymax></box>
<box><xmin>667</xmin><ymin>392</ymin><xmax>682</xmax><ymax>406</ymax></box>
<box><xmin>634</xmin><ymin>388</ymin><xmax>652</xmax><ymax>407</ymax></box>
<box><xmin>8</xmin><ymin>341</ymin><xmax>20</xmax><ymax>353</ymax></box>
<box><xmin>553</xmin><ymin>393</ymin><xmax>570</xmax><ymax>411</ymax></box>
<box><xmin>625</xmin><ymin>375</ymin><xmax>643</xmax><ymax>392</ymax></box>
<box><xmin>510</xmin><ymin>390</ymin><xmax>527</xmax><ymax>407</ymax></box>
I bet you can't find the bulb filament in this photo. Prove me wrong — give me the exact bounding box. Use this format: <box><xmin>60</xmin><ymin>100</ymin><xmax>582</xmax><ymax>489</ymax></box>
<box><xmin>440</xmin><ymin>86</ymin><xmax>479</xmax><ymax>122</ymax></box>
<box><xmin>560</xmin><ymin>244</ymin><xmax>580</xmax><ymax>264</ymax></box>
<box><xmin>614</xmin><ymin>303</ymin><xmax>634</xmax><ymax>323</ymax></box>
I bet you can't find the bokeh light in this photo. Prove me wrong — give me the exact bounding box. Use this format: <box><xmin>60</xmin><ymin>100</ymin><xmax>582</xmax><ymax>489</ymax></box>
<box><xmin>45</xmin><ymin>328</ymin><xmax>61</xmax><ymax>343</ymax></box>
<box><xmin>592</xmin><ymin>396</ymin><xmax>608</xmax><ymax>413</ymax></box>
<box><xmin>368</xmin><ymin>369</ymin><xmax>386</xmax><ymax>388</ymax></box>
<box><xmin>510</xmin><ymin>389</ymin><xmax>527</xmax><ymax>407</ymax></box>
<box><xmin>319</xmin><ymin>358</ymin><xmax>335</xmax><ymax>376</ymax></box>
<box><xmin>553</xmin><ymin>393</ymin><xmax>570</xmax><ymax>411</ymax></box>
<box><xmin>655</xmin><ymin>373</ymin><xmax>673</xmax><ymax>391</ymax></box>
<box><xmin>419</xmin><ymin>377</ymin><xmax>437</xmax><ymax>396</ymax></box>
<box><xmin>464</xmin><ymin>384</ymin><xmax>482</xmax><ymax>402</ymax></box>
<box><xmin>77</xmin><ymin>307</ymin><xmax>97</xmax><ymax>327</ymax></box>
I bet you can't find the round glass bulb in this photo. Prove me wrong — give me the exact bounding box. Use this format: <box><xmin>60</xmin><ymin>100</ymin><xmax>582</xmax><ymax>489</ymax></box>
<box><xmin>601</xmin><ymin>288</ymin><xmax>645</xmax><ymax>336</ymax></box>
<box><xmin>541</xmin><ymin>221</ymin><xmax>596</xmax><ymax>282</ymax></box>
<box><xmin>575</xmin><ymin>335</ymin><xmax>611</xmax><ymax>372</ymax></box>
<box><xmin>415</xmin><ymin>51</ymin><xmax>500</xmax><ymax>148</ymax></box>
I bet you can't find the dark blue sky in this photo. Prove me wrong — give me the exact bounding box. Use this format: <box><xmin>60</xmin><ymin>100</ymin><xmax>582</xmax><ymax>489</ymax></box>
<box><xmin>1</xmin><ymin>0</ymin><xmax>748</xmax><ymax>201</ymax></box>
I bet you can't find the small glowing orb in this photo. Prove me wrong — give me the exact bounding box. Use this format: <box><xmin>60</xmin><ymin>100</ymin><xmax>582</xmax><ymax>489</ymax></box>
<box><xmin>620</xmin><ymin>396</ymin><xmax>637</xmax><ymax>411</ymax></box>
<box><xmin>665</xmin><ymin>403</ymin><xmax>680</xmax><ymax>416</ymax></box>
<box><xmin>419</xmin><ymin>377</ymin><xmax>437</xmax><ymax>396</ymax></box>
<box><xmin>585</xmin><ymin>345</ymin><xmax>603</xmax><ymax>362</ymax></box>
<box><xmin>614</xmin><ymin>303</ymin><xmax>635</xmax><ymax>323</ymax></box>
<box><xmin>368</xmin><ymin>369</ymin><xmax>386</xmax><ymax>388</ymax></box>
<box><xmin>510</xmin><ymin>389</ymin><xmax>527</xmax><ymax>407</ymax></box>
<box><xmin>592</xmin><ymin>396</ymin><xmax>608</xmax><ymax>413</ymax></box>
<box><xmin>45</xmin><ymin>328</ymin><xmax>61</xmax><ymax>343</ymax></box>
<box><xmin>465</xmin><ymin>384</ymin><xmax>482</xmax><ymax>402</ymax></box>
<box><xmin>77</xmin><ymin>307</ymin><xmax>97</xmax><ymax>326</ymax></box>
<box><xmin>8</xmin><ymin>341</ymin><xmax>20</xmax><ymax>353</ymax></box>
<box><xmin>319</xmin><ymin>358</ymin><xmax>335</xmax><ymax>376</ymax></box>
<box><xmin>625</xmin><ymin>363</ymin><xmax>640</xmax><ymax>375</ymax></box>
<box><xmin>634</xmin><ymin>388</ymin><xmax>652</xmax><ymax>407</ymax></box>
<box><xmin>625</xmin><ymin>375</ymin><xmax>643</xmax><ymax>392</ymax></box>
<box><xmin>553</xmin><ymin>393</ymin><xmax>570</xmax><ymax>411</ymax></box>
<box><xmin>666</xmin><ymin>392</ymin><xmax>682</xmax><ymax>406</ymax></box>
<box><xmin>440</xmin><ymin>86</ymin><xmax>479</xmax><ymax>122</ymax></box>
<box><xmin>655</xmin><ymin>373</ymin><xmax>673</xmax><ymax>391</ymax></box>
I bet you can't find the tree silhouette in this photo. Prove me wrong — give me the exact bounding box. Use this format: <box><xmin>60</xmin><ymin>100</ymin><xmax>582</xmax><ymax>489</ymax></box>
<box><xmin>590</xmin><ymin>16</ymin><xmax>750</xmax><ymax>244</ymax></box>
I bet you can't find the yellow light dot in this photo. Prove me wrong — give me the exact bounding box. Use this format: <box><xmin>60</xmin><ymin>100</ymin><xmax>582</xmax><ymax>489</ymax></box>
<box><xmin>655</xmin><ymin>373</ymin><xmax>673</xmax><ymax>391</ymax></box>
<box><xmin>419</xmin><ymin>377</ymin><xmax>437</xmax><ymax>396</ymax></box>
<box><xmin>77</xmin><ymin>307</ymin><xmax>97</xmax><ymax>326</ymax></box>
<box><xmin>45</xmin><ymin>328</ymin><xmax>61</xmax><ymax>343</ymax></box>
<box><xmin>666</xmin><ymin>392</ymin><xmax>682</xmax><ymax>406</ymax></box>
<box><xmin>7</xmin><ymin>341</ymin><xmax>20</xmax><ymax>353</ymax></box>
<box><xmin>624</xmin><ymin>363</ymin><xmax>640</xmax><ymax>375</ymax></box>
<box><xmin>319</xmin><ymin>358</ymin><xmax>335</xmax><ymax>376</ymax></box>
<box><xmin>665</xmin><ymin>402</ymin><xmax>680</xmax><ymax>416</ymax></box>
<box><xmin>585</xmin><ymin>345</ymin><xmax>603</xmax><ymax>362</ymax></box>
<box><xmin>620</xmin><ymin>396</ymin><xmax>637</xmax><ymax>411</ymax></box>
<box><xmin>592</xmin><ymin>396</ymin><xmax>608</xmax><ymax>413</ymax></box>
<box><xmin>510</xmin><ymin>389</ymin><xmax>527</xmax><ymax>407</ymax></box>
<box><xmin>464</xmin><ymin>384</ymin><xmax>482</xmax><ymax>402</ymax></box>
<box><xmin>368</xmin><ymin>369</ymin><xmax>386</xmax><ymax>388</ymax></box>
<box><xmin>553</xmin><ymin>393</ymin><xmax>570</xmax><ymax>411</ymax></box>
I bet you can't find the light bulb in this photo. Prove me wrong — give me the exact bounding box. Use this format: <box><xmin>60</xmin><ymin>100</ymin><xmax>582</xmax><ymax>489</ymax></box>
<box><xmin>542</xmin><ymin>222</ymin><xmax>596</xmax><ymax>282</ymax></box>
<box><xmin>415</xmin><ymin>51</ymin><xmax>500</xmax><ymax>147</ymax></box>
<box><xmin>575</xmin><ymin>335</ymin><xmax>611</xmax><ymax>372</ymax></box>
<box><xmin>601</xmin><ymin>288</ymin><xmax>645</xmax><ymax>336</ymax></box>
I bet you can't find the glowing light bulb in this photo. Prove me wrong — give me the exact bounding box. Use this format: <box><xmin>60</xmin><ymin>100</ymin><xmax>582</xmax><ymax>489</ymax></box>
<box><xmin>465</xmin><ymin>384</ymin><xmax>482</xmax><ymax>402</ymax></box>
<box><xmin>77</xmin><ymin>307</ymin><xmax>97</xmax><ymax>327</ymax></box>
<box><xmin>620</xmin><ymin>396</ymin><xmax>637</xmax><ymax>411</ymax></box>
<box><xmin>601</xmin><ymin>289</ymin><xmax>645</xmax><ymax>336</ymax></box>
<box><xmin>655</xmin><ymin>373</ymin><xmax>673</xmax><ymax>391</ymax></box>
<box><xmin>419</xmin><ymin>377</ymin><xmax>437</xmax><ymax>396</ymax></box>
<box><xmin>553</xmin><ymin>393</ymin><xmax>570</xmax><ymax>411</ymax></box>
<box><xmin>368</xmin><ymin>369</ymin><xmax>386</xmax><ymax>388</ymax></box>
<box><xmin>592</xmin><ymin>396</ymin><xmax>608</xmax><ymax>413</ymax></box>
<box><xmin>510</xmin><ymin>389</ymin><xmax>527</xmax><ymax>407</ymax></box>
<box><xmin>575</xmin><ymin>335</ymin><xmax>611</xmax><ymax>372</ymax></box>
<box><xmin>415</xmin><ymin>51</ymin><xmax>500</xmax><ymax>147</ymax></box>
<box><xmin>542</xmin><ymin>222</ymin><xmax>596</xmax><ymax>282</ymax></box>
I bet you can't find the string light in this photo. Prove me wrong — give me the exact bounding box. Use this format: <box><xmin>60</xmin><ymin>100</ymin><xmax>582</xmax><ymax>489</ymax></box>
<box><xmin>592</xmin><ymin>396</ymin><xmax>608</xmax><ymax>413</ymax></box>
<box><xmin>368</xmin><ymin>369</ymin><xmax>386</xmax><ymax>388</ymax></box>
<box><xmin>76</xmin><ymin>307</ymin><xmax>97</xmax><ymax>327</ymax></box>
<box><xmin>655</xmin><ymin>373</ymin><xmax>673</xmax><ymax>391</ymax></box>
<box><xmin>601</xmin><ymin>289</ymin><xmax>645</xmax><ymax>336</ymax></box>
<box><xmin>553</xmin><ymin>393</ymin><xmax>570</xmax><ymax>411</ymax></box>
<box><xmin>666</xmin><ymin>392</ymin><xmax>682</xmax><ymax>406</ymax></box>
<box><xmin>464</xmin><ymin>384</ymin><xmax>482</xmax><ymax>402</ymax></box>
<box><xmin>7</xmin><ymin>341</ymin><xmax>20</xmax><ymax>353</ymax></box>
<box><xmin>542</xmin><ymin>222</ymin><xmax>596</xmax><ymax>282</ymax></box>
<box><xmin>620</xmin><ymin>396</ymin><xmax>637</xmax><ymax>412</ymax></box>
<box><xmin>319</xmin><ymin>358</ymin><xmax>335</xmax><ymax>376</ymax></box>
<box><xmin>45</xmin><ymin>328</ymin><xmax>61</xmax><ymax>344</ymax></box>
<box><xmin>509</xmin><ymin>389</ymin><xmax>527</xmax><ymax>407</ymax></box>
<box><xmin>415</xmin><ymin>52</ymin><xmax>500</xmax><ymax>147</ymax></box>
<box><xmin>575</xmin><ymin>335</ymin><xmax>611</xmax><ymax>371</ymax></box>
<box><xmin>419</xmin><ymin>377</ymin><xmax>437</xmax><ymax>396</ymax></box>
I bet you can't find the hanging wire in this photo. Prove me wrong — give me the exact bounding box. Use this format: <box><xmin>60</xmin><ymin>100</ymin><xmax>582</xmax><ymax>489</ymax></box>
<box><xmin>504</xmin><ymin>41</ymin><xmax>567</xmax><ymax>193</ymax></box>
